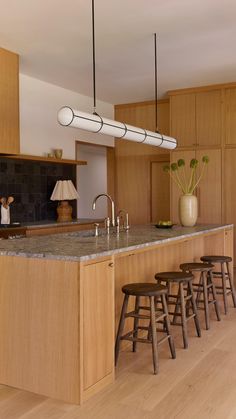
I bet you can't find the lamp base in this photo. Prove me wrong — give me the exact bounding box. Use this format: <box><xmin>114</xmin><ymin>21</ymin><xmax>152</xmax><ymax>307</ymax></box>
<box><xmin>57</xmin><ymin>201</ymin><xmax>73</xmax><ymax>222</ymax></box>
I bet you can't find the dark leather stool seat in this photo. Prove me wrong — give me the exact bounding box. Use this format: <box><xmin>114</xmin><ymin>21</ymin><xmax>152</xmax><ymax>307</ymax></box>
<box><xmin>180</xmin><ymin>262</ymin><xmax>221</xmax><ymax>329</ymax></box>
<box><xmin>200</xmin><ymin>255</ymin><xmax>236</xmax><ymax>314</ymax></box>
<box><xmin>154</xmin><ymin>271</ymin><xmax>201</xmax><ymax>349</ymax></box>
<box><xmin>201</xmin><ymin>255</ymin><xmax>232</xmax><ymax>263</ymax></box>
<box><xmin>115</xmin><ymin>282</ymin><xmax>176</xmax><ymax>375</ymax></box>
<box><xmin>122</xmin><ymin>282</ymin><xmax>168</xmax><ymax>296</ymax></box>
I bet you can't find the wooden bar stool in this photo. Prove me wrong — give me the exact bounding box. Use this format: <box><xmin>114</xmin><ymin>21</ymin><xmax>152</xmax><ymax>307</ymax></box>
<box><xmin>115</xmin><ymin>283</ymin><xmax>176</xmax><ymax>375</ymax></box>
<box><xmin>180</xmin><ymin>262</ymin><xmax>221</xmax><ymax>329</ymax></box>
<box><xmin>154</xmin><ymin>272</ymin><xmax>201</xmax><ymax>349</ymax></box>
<box><xmin>200</xmin><ymin>255</ymin><xmax>236</xmax><ymax>314</ymax></box>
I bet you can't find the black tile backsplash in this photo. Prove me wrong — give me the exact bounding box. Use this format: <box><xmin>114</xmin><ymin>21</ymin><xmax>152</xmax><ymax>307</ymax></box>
<box><xmin>0</xmin><ymin>158</ymin><xmax>77</xmax><ymax>223</ymax></box>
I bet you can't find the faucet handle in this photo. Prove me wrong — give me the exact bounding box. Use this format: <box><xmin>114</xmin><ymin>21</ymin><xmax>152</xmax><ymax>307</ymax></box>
<box><xmin>104</xmin><ymin>217</ymin><xmax>110</xmax><ymax>235</ymax></box>
<box><xmin>94</xmin><ymin>223</ymin><xmax>99</xmax><ymax>237</ymax></box>
<box><xmin>104</xmin><ymin>217</ymin><xmax>110</xmax><ymax>228</ymax></box>
<box><xmin>116</xmin><ymin>216</ymin><xmax>120</xmax><ymax>234</ymax></box>
<box><xmin>124</xmin><ymin>213</ymin><xmax>130</xmax><ymax>230</ymax></box>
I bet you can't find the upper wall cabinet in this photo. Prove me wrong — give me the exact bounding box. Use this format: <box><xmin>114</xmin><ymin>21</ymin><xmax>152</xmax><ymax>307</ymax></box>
<box><xmin>170</xmin><ymin>93</ymin><xmax>196</xmax><ymax>148</ymax></box>
<box><xmin>115</xmin><ymin>100</ymin><xmax>170</xmax><ymax>136</ymax></box>
<box><xmin>169</xmin><ymin>89</ymin><xmax>222</xmax><ymax>148</ymax></box>
<box><xmin>225</xmin><ymin>87</ymin><xmax>236</xmax><ymax>145</ymax></box>
<box><xmin>0</xmin><ymin>48</ymin><xmax>19</xmax><ymax>154</ymax></box>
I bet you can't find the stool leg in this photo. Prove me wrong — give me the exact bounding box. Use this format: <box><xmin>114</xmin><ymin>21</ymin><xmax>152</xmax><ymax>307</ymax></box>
<box><xmin>133</xmin><ymin>296</ymin><xmax>140</xmax><ymax>352</ymax></box>
<box><xmin>202</xmin><ymin>272</ymin><xmax>210</xmax><ymax>330</ymax></box>
<box><xmin>161</xmin><ymin>294</ymin><xmax>176</xmax><ymax>359</ymax></box>
<box><xmin>208</xmin><ymin>271</ymin><xmax>221</xmax><ymax>321</ymax></box>
<box><xmin>221</xmin><ymin>262</ymin><xmax>228</xmax><ymax>314</ymax></box>
<box><xmin>188</xmin><ymin>280</ymin><xmax>201</xmax><ymax>338</ymax></box>
<box><xmin>226</xmin><ymin>262</ymin><xmax>236</xmax><ymax>308</ymax></box>
<box><xmin>150</xmin><ymin>296</ymin><xmax>159</xmax><ymax>374</ymax></box>
<box><xmin>196</xmin><ymin>272</ymin><xmax>203</xmax><ymax>307</ymax></box>
<box><xmin>179</xmin><ymin>282</ymin><xmax>188</xmax><ymax>349</ymax></box>
<box><xmin>115</xmin><ymin>294</ymin><xmax>129</xmax><ymax>365</ymax></box>
<box><xmin>173</xmin><ymin>286</ymin><xmax>181</xmax><ymax>324</ymax></box>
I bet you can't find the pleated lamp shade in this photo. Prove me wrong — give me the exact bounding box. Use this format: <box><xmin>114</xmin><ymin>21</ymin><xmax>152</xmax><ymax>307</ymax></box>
<box><xmin>50</xmin><ymin>180</ymin><xmax>79</xmax><ymax>222</ymax></box>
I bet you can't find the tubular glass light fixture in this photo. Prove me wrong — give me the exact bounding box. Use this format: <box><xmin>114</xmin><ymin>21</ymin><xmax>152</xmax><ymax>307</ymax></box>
<box><xmin>57</xmin><ymin>2</ymin><xmax>177</xmax><ymax>150</ymax></box>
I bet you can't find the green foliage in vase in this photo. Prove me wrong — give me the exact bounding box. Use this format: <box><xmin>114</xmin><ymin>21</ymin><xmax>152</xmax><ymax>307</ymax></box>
<box><xmin>163</xmin><ymin>155</ymin><xmax>209</xmax><ymax>194</ymax></box>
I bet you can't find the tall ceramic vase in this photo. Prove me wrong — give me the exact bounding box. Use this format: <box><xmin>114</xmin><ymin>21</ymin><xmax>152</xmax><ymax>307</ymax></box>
<box><xmin>179</xmin><ymin>194</ymin><xmax>198</xmax><ymax>227</ymax></box>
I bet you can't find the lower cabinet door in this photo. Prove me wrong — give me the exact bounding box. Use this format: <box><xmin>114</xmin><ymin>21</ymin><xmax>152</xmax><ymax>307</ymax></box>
<box><xmin>82</xmin><ymin>257</ymin><xmax>114</xmax><ymax>390</ymax></box>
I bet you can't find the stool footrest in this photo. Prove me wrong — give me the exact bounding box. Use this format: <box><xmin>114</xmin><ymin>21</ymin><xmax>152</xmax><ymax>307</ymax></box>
<box><xmin>121</xmin><ymin>332</ymin><xmax>170</xmax><ymax>347</ymax></box>
<box><xmin>125</xmin><ymin>311</ymin><xmax>166</xmax><ymax>321</ymax></box>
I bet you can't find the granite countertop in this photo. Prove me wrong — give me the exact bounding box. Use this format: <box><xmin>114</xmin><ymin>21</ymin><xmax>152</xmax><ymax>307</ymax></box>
<box><xmin>22</xmin><ymin>218</ymin><xmax>104</xmax><ymax>229</ymax></box>
<box><xmin>0</xmin><ymin>224</ymin><xmax>232</xmax><ymax>262</ymax></box>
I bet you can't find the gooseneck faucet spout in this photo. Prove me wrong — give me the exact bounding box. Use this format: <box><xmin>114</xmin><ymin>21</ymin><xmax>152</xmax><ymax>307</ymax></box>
<box><xmin>92</xmin><ymin>193</ymin><xmax>115</xmax><ymax>227</ymax></box>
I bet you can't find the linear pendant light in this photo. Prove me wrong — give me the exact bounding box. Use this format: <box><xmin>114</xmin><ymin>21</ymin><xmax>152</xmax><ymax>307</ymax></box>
<box><xmin>57</xmin><ymin>2</ymin><xmax>177</xmax><ymax>150</ymax></box>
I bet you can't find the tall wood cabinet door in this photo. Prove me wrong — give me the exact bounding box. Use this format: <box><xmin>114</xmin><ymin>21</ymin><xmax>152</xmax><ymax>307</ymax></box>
<box><xmin>196</xmin><ymin>149</ymin><xmax>222</xmax><ymax>224</ymax></box>
<box><xmin>0</xmin><ymin>48</ymin><xmax>19</xmax><ymax>154</ymax></box>
<box><xmin>196</xmin><ymin>90</ymin><xmax>222</xmax><ymax>146</ymax></box>
<box><xmin>225</xmin><ymin>148</ymin><xmax>236</xmax><ymax>261</ymax></box>
<box><xmin>151</xmin><ymin>160</ymin><xmax>170</xmax><ymax>223</ymax></box>
<box><xmin>82</xmin><ymin>258</ymin><xmax>114</xmax><ymax>392</ymax></box>
<box><xmin>170</xmin><ymin>150</ymin><xmax>195</xmax><ymax>223</ymax></box>
<box><xmin>170</xmin><ymin>93</ymin><xmax>196</xmax><ymax>147</ymax></box>
<box><xmin>225</xmin><ymin>87</ymin><xmax>236</xmax><ymax>145</ymax></box>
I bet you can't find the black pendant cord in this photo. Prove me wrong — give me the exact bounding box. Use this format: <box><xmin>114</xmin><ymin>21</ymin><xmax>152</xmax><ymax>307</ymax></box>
<box><xmin>154</xmin><ymin>33</ymin><xmax>159</xmax><ymax>133</ymax></box>
<box><xmin>92</xmin><ymin>0</ymin><xmax>97</xmax><ymax>114</ymax></box>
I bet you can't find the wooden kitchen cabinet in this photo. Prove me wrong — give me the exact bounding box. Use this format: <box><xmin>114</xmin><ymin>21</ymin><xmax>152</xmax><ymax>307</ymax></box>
<box><xmin>195</xmin><ymin>148</ymin><xmax>222</xmax><ymax>224</ymax></box>
<box><xmin>81</xmin><ymin>257</ymin><xmax>114</xmax><ymax>398</ymax></box>
<box><xmin>170</xmin><ymin>148</ymin><xmax>222</xmax><ymax>224</ymax></box>
<box><xmin>170</xmin><ymin>93</ymin><xmax>196</xmax><ymax>147</ymax></box>
<box><xmin>196</xmin><ymin>90</ymin><xmax>222</xmax><ymax>147</ymax></box>
<box><xmin>115</xmin><ymin>99</ymin><xmax>169</xmax><ymax>135</ymax></box>
<box><xmin>169</xmin><ymin>88</ymin><xmax>222</xmax><ymax>148</ymax></box>
<box><xmin>0</xmin><ymin>48</ymin><xmax>19</xmax><ymax>154</ymax></box>
<box><xmin>224</xmin><ymin>148</ymin><xmax>236</xmax><ymax>260</ymax></box>
<box><xmin>114</xmin><ymin>100</ymin><xmax>170</xmax><ymax>224</ymax></box>
<box><xmin>225</xmin><ymin>87</ymin><xmax>236</xmax><ymax>145</ymax></box>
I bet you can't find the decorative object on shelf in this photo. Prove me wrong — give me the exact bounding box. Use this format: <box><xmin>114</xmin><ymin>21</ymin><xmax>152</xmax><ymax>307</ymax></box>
<box><xmin>54</xmin><ymin>149</ymin><xmax>63</xmax><ymax>159</ymax></box>
<box><xmin>155</xmin><ymin>221</ymin><xmax>173</xmax><ymax>229</ymax></box>
<box><xmin>50</xmin><ymin>180</ymin><xmax>79</xmax><ymax>222</ymax></box>
<box><xmin>57</xmin><ymin>1</ymin><xmax>177</xmax><ymax>150</ymax></box>
<box><xmin>0</xmin><ymin>196</ymin><xmax>14</xmax><ymax>225</ymax></box>
<box><xmin>164</xmin><ymin>156</ymin><xmax>209</xmax><ymax>227</ymax></box>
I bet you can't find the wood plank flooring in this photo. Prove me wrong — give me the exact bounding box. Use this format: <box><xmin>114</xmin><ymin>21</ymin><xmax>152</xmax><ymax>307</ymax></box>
<box><xmin>1</xmin><ymin>302</ymin><xmax>236</xmax><ymax>419</ymax></box>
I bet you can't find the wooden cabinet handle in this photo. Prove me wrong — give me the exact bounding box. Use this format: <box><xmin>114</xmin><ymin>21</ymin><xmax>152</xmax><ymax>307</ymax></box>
<box><xmin>108</xmin><ymin>262</ymin><xmax>114</xmax><ymax>267</ymax></box>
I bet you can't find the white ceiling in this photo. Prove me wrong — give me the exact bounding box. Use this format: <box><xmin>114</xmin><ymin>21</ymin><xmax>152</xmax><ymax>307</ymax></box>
<box><xmin>1</xmin><ymin>0</ymin><xmax>236</xmax><ymax>105</ymax></box>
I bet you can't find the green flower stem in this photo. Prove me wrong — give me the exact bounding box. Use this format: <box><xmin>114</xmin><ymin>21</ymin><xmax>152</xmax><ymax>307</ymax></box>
<box><xmin>182</xmin><ymin>166</ymin><xmax>188</xmax><ymax>193</ymax></box>
<box><xmin>187</xmin><ymin>167</ymin><xmax>196</xmax><ymax>193</ymax></box>
<box><xmin>168</xmin><ymin>171</ymin><xmax>185</xmax><ymax>193</ymax></box>
<box><xmin>189</xmin><ymin>163</ymin><xmax>207</xmax><ymax>194</ymax></box>
<box><xmin>175</xmin><ymin>170</ymin><xmax>186</xmax><ymax>193</ymax></box>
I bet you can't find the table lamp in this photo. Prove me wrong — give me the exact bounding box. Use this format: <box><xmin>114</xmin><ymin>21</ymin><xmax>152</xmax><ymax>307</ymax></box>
<box><xmin>50</xmin><ymin>180</ymin><xmax>79</xmax><ymax>222</ymax></box>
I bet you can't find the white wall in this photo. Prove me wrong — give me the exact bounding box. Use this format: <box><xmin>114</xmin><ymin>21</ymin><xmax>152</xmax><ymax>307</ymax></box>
<box><xmin>77</xmin><ymin>144</ymin><xmax>107</xmax><ymax>219</ymax></box>
<box><xmin>19</xmin><ymin>74</ymin><xmax>114</xmax><ymax>159</ymax></box>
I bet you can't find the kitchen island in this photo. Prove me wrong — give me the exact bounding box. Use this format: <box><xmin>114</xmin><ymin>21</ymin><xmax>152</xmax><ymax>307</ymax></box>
<box><xmin>0</xmin><ymin>224</ymin><xmax>233</xmax><ymax>404</ymax></box>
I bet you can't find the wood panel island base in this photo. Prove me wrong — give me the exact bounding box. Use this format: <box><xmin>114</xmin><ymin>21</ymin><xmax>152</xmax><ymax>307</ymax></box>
<box><xmin>0</xmin><ymin>224</ymin><xmax>233</xmax><ymax>404</ymax></box>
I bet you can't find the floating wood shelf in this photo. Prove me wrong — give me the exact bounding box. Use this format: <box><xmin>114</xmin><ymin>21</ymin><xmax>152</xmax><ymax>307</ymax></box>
<box><xmin>4</xmin><ymin>154</ymin><xmax>87</xmax><ymax>165</ymax></box>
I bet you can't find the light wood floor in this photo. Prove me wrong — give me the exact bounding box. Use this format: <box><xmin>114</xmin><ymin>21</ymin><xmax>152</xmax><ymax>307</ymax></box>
<box><xmin>1</xmin><ymin>302</ymin><xmax>236</xmax><ymax>419</ymax></box>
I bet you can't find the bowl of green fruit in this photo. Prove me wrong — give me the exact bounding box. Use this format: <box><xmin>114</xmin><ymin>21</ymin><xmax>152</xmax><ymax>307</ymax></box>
<box><xmin>155</xmin><ymin>220</ymin><xmax>174</xmax><ymax>229</ymax></box>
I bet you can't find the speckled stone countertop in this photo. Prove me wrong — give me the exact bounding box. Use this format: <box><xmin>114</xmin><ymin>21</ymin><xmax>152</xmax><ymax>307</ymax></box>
<box><xmin>22</xmin><ymin>218</ymin><xmax>104</xmax><ymax>228</ymax></box>
<box><xmin>0</xmin><ymin>224</ymin><xmax>232</xmax><ymax>262</ymax></box>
